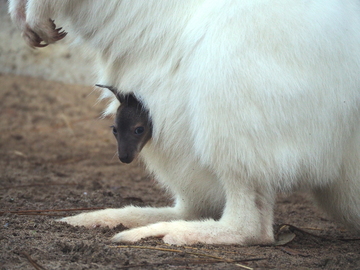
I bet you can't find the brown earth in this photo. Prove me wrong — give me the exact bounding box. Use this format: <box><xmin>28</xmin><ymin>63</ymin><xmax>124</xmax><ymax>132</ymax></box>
<box><xmin>1</xmin><ymin>74</ymin><xmax>360</xmax><ymax>270</ymax></box>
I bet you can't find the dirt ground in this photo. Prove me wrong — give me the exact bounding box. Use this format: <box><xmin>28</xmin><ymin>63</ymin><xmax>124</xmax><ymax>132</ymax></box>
<box><xmin>1</xmin><ymin>74</ymin><xmax>360</xmax><ymax>269</ymax></box>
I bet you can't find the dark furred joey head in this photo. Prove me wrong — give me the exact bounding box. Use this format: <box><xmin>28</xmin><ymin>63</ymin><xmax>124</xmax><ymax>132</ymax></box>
<box><xmin>96</xmin><ymin>84</ymin><xmax>152</xmax><ymax>164</ymax></box>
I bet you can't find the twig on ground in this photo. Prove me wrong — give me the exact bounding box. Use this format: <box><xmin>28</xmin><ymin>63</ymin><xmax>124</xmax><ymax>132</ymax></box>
<box><xmin>12</xmin><ymin>150</ymin><xmax>27</xmax><ymax>157</ymax></box>
<box><xmin>0</xmin><ymin>207</ymin><xmax>105</xmax><ymax>216</ymax></box>
<box><xmin>116</xmin><ymin>259</ymin><xmax>261</xmax><ymax>269</ymax></box>
<box><xmin>299</xmin><ymin>227</ymin><xmax>324</xmax><ymax>231</ymax></box>
<box><xmin>20</xmin><ymin>252</ymin><xmax>46</xmax><ymax>270</ymax></box>
<box><xmin>110</xmin><ymin>245</ymin><xmax>265</xmax><ymax>269</ymax></box>
<box><xmin>15</xmin><ymin>213</ymin><xmax>68</xmax><ymax>216</ymax></box>
<box><xmin>181</xmin><ymin>245</ymin><xmax>255</xmax><ymax>256</ymax></box>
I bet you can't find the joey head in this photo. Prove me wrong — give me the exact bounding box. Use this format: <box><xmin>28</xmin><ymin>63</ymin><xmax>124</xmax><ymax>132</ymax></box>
<box><xmin>96</xmin><ymin>84</ymin><xmax>152</xmax><ymax>163</ymax></box>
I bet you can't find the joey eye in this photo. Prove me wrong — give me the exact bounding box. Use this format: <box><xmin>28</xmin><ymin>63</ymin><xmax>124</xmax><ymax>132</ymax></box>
<box><xmin>111</xmin><ymin>125</ymin><xmax>117</xmax><ymax>135</ymax></box>
<box><xmin>134</xmin><ymin>126</ymin><xmax>145</xmax><ymax>135</ymax></box>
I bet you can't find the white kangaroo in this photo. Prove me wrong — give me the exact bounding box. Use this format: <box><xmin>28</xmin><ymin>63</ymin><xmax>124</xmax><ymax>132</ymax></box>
<box><xmin>8</xmin><ymin>0</ymin><xmax>360</xmax><ymax>245</ymax></box>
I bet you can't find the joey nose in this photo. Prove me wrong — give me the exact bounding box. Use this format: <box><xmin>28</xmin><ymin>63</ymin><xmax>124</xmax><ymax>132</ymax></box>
<box><xmin>119</xmin><ymin>154</ymin><xmax>133</xmax><ymax>164</ymax></box>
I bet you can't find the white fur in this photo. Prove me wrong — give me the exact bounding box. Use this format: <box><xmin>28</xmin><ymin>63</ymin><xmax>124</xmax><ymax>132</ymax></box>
<box><xmin>9</xmin><ymin>0</ymin><xmax>360</xmax><ymax>245</ymax></box>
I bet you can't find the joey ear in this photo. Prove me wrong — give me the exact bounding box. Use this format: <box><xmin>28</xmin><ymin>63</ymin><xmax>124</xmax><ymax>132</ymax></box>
<box><xmin>118</xmin><ymin>94</ymin><xmax>126</xmax><ymax>103</ymax></box>
<box><xmin>95</xmin><ymin>84</ymin><xmax>117</xmax><ymax>95</ymax></box>
<box><xmin>126</xmin><ymin>94</ymin><xmax>139</xmax><ymax>106</ymax></box>
<box><xmin>95</xmin><ymin>84</ymin><xmax>124</xmax><ymax>103</ymax></box>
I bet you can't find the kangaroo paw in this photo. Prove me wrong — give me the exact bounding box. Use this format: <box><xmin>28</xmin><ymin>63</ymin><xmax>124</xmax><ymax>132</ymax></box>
<box><xmin>23</xmin><ymin>18</ymin><xmax>67</xmax><ymax>48</ymax></box>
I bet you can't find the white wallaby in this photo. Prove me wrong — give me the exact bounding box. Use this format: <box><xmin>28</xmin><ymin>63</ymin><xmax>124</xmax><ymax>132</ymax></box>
<box><xmin>8</xmin><ymin>0</ymin><xmax>360</xmax><ymax>245</ymax></box>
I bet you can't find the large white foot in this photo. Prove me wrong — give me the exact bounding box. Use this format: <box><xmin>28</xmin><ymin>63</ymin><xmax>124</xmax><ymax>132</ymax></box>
<box><xmin>59</xmin><ymin>209</ymin><xmax>127</xmax><ymax>228</ymax></box>
<box><xmin>58</xmin><ymin>206</ymin><xmax>186</xmax><ymax>229</ymax></box>
<box><xmin>111</xmin><ymin>220</ymin><xmax>273</xmax><ymax>246</ymax></box>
